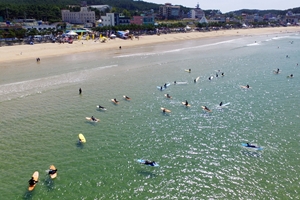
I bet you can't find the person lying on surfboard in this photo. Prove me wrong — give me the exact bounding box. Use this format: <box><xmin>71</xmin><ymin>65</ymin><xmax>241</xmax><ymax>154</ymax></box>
<box><xmin>91</xmin><ymin>116</ymin><xmax>96</xmax><ymax>121</ymax></box>
<box><xmin>98</xmin><ymin>105</ymin><xmax>105</xmax><ymax>109</ymax></box>
<box><xmin>166</xmin><ymin>94</ymin><xmax>171</xmax><ymax>98</ymax></box>
<box><xmin>185</xmin><ymin>100</ymin><xmax>189</xmax><ymax>106</ymax></box>
<box><xmin>125</xmin><ymin>96</ymin><xmax>130</xmax><ymax>100</ymax></box>
<box><xmin>246</xmin><ymin>84</ymin><xmax>250</xmax><ymax>88</ymax></box>
<box><xmin>246</xmin><ymin>143</ymin><xmax>257</xmax><ymax>148</ymax></box>
<box><xmin>143</xmin><ymin>160</ymin><xmax>156</xmax><ymax>166</ymax></box>
<box><xmin>114</xmin><ymin>98</ymin><xmax>119</xmax><ymax>103</ymax></box>
<box><xmin>28</xmin><ymin>177</ymin><xmax>38</xmax><ymax>186</ymax></box>
<box><xmin>49</xmin><ymin>169</ymin><xmax>57</xmax><ymax>175</ymax></box>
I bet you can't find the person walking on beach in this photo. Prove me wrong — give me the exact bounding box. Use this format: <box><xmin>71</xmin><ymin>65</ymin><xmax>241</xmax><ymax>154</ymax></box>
<box><xmin>79</xmin><ymin>88</ymin><xmax>82</xmax><ymax>95</ymax></box>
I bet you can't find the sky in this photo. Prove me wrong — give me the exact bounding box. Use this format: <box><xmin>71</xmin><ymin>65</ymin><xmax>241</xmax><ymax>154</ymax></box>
<box><xmin>143</xmin><ymin>0</ymin><xmax>299</xmax><ymax>13</ymax></box>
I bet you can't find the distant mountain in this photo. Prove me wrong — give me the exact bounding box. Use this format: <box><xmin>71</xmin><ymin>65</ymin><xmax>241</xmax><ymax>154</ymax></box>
<box><xmin>228</xmin><ymin>7</ymin><xmax>300</xmax><ymax>15</ymax></box>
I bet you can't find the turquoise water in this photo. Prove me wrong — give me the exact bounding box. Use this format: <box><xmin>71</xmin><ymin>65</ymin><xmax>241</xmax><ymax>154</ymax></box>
<box><xmin>1</xmin><ymin>33</ymin><xmax>300</xmax><ymax>199</ymax></box>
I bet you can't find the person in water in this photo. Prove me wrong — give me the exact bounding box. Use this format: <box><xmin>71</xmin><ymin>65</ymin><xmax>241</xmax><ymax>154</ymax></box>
<box><xmin>144</xmin><ymin>160</ymin><xmax>156</xmax><ymax>166</ymax></box>
<box><xmin>174</xmin><ymin>81</ymin><xmax>177</xmax><ymax>85</ymax></box>
<box><xmin>216</xmin><ymin>73</ymin><xmax>218</xmax><ymax>77</ymax></box>
<box><xmin>49</xmin><ymin>168</ymin><xmax>57</xmax><ymax>175</ymax></box>
<box><xmin>219</xmin><ymin>102</ymin><xmax>223</xmax><ymax>106</ymax></box>
<box><xmin>167</xmin><ymin>94</ymin><xmax>171</xmax><ymax>98</ymax></box>
<box><xmin>79</xmin><ymin>88</ymin><xmax>82</xmax><ymax>95</ymax></box>
<box><xmin>290</xmin><ymin>74</ymin><xmax>293</xmax><ymax>77</ymax></box>
<box><xmin>246</xmin><ymin>84</ymin><xmax>250</xmax><ymax>88</ymax></box>
<box><xmin>164</xmin><ymin>83</ymin><xmax>167</xmax><ymax>88</ymax></box>
<box><xmin>114</xmin><ymin>98</ymin><xmax>118</xmax><ymax>103</ymax></box>
<box><xmin>246</xmin><ymin>143</ymin><xmax>256</xmax><ymax>148</ymax></box>
<box><xmin>91</xmin><ymin>116</ymin><xmax>96</xmax><ymax>121</ymax></box>
<box><xmin>188</xmin><ymin>69</ymin><xmax>191</xmax><ymax>72</ymax></box>
<box><xmin>204</xmin><ymin>106</ymin><xmax>210</xmax><ymax>111</ymax></box>
<box><xmin>28</xmin><ymin>177</ymin><xmax>38</xmax><ymax>186</ymax></box>
<box><xmin>160</xmin><ymin>86</ymin><xmax>163</xmax><ymax>90</ymax></box>
<box><xmin>185</xmin><ymin>100</ymin><xmax>189</xmax><ymax>106</ymax></box>
<box><xmin>162</xmin><ymin>108</ymin><xmax>166</xmax><ymax>113</ymax></box>
<box><xmin>221</xmin><ymin>72</ymin><xmax>224</xmax><ymax>76</ymax></box>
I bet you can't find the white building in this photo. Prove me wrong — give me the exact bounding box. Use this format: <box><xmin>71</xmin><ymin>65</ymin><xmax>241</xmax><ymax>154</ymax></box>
<box><xmin>62</xmin><ymin>7</ymin><xmax>95</xmax><ymax>24</ymax></box>
<box><xmin>188</xmin><ymin>3</ymin><xmax>205</xmax><ymax>19</ymax></box>
<box><xmin>100</xmin><ymin>13</ymin><xmax>115</xmax><ymax>26</ymax></box>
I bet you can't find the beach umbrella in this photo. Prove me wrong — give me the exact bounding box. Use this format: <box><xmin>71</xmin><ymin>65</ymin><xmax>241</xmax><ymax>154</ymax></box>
<box><xmin>66</xmin><ymin>31</ymin><xmax>78</xmax><ymax>36</ymax></box>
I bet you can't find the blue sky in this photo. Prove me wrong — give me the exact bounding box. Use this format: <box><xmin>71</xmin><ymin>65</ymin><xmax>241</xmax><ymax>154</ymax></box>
<box><xmin>143</xmin><ymin>0</ymin><xmax>299</xmax><ymax>13</ymax></box>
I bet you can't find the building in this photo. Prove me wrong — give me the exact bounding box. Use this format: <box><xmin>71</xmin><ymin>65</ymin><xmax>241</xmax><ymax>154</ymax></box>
<box><xmin>100</xmin><ymin>13</ymin><xmax>130</xmax><ymax>27</ymax></box>
<box><xmin>130</xmin><ymin>14</ymin><xmax>155</xmax><ymax>25</ymax></box>
<box><xmin>61</xmin><ymin>7</ymin><xmax>95</xmax><ymax>24</ymax></box>
<box><xmin>90</xmin><ymin>5</ymin><xmax>111</xmax><ymax>12</ymax></box>
<box><xmin>159</xmin><ymin>3</ymin><xmax>181</xmax><ymax>20</ymax></box>
<box><xmin>188</xmin><ymin>3</ymin><xmax>205</xmax><ymax>19</ymax></box>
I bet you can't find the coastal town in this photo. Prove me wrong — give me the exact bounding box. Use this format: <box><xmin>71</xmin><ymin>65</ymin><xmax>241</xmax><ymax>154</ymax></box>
<box><xmin>0</xmin><ymin>1</ymin><xmax>299</xmax><ymax>46</ymax></box>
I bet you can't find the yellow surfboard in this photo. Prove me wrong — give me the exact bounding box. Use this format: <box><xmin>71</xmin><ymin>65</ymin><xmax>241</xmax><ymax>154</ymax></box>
<box><xmin>49</xmin><ymin>165</ymin><xmax>57</xmax><ymax>179</ymax></box>
<box><xmin>161</xmin><ymin>107</ymin><xmax>171</xmax><ymax>113</ymax></box>
<box><xmin>28</xmin><ymin>171</ymin><xmax>39</xmax><ymax>191</ymax></box>
<box><xmin>79</xmin><ymin>133</ymin><xmax>86</xmax><ymax>143</ymax></box>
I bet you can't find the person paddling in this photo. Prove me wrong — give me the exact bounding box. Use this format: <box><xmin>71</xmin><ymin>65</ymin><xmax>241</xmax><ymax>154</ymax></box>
<box><xmin>28</xmin><ymin>177</ymin><xmax>38</xmax><ymax>186</ymax></box>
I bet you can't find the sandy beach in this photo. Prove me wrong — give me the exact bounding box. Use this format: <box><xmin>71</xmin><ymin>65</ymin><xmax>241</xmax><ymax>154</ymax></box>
<box><xmin>0</xmin><ymin>26</ymin><xmax>299</xmax><ymax>64</ymax></box>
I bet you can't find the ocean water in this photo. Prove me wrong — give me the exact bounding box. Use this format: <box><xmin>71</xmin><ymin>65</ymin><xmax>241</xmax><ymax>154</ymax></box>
<box><xmin>1</xmin><ymin>32</ymin><xmax>300</xmax><ymax>200</ymax></box>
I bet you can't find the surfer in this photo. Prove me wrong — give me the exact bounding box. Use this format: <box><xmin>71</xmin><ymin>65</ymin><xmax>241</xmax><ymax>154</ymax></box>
<box><xmin>246</xmin><ymin>84</ymin><xmax>250</xmax><ymax>88</ymax></box>
<box><xmin>28</xmin><ymin>177</ymin><xmax>38</xmax><ymax>186</ymax></box>
<box><xmin>221</xmin><ymin>72</ymin><xmax>224</xmax><ymax>76</ymax></box>
<box><xmin>164</xmin><ymin>83</ymin><xmax>167</xmax><ymax>88</ymax></box>
<box><xmin>48</xmin><ymin>168</ymin><xmax>57</xmax><ymax>175</ymax></box>
<box><xmin>216</xmin><ymin>73</ymin><xmax>218</xmax><ymax>77</ymax></box>
<box><xmin>125</xmin><ymin>96</ymin><xmax>130</xmax><ymax>100</ymax></box>
<box><xmin>219</xmin><ymin>102</ymin><xmax>223</xmax><ymax>106</ymax></box>
<box><xmin>185</xmin><ymin>100</ymin><xmax>189</xmax><ymax>106</ymax></box>
<box><xmin>91</xmin><ymin>116</ymin><xmax>96</xmax><ymax>121</ymax></box>
<box><xmin>160</xmin><ymin>86</ymin><xmax>163</xmax><ymax>90</ymax></box>
<box><xmin>204</xmin><ymin>106</ymin><xmax>210</xmax><ymax>111</ymax></box>
<box><xmin>114</xmin><ymin>98</ymin><xmax>119</xmax><ymax>103</ymax></box>
<box><xmin>290</xmin><ymin>74</ymin><xmax>293</xmax><ymax>78</ymax></box>
<box><xmin>99</xmin><ymin>105</ymin><xmax>105</xmax><ymax>109</ymax></box>
<box><xmin>144</xmin><ymin>160</ymin><xmax>156</xmax><ymax>166</ymax></box>
<box><xmin>246</xmin><ymin>143</ymin><xmax>256</xmax><ymax>148</ymax></box>
<box><xmin>166</xmin><ymin>94</ymin><xmax>171</xmax><ymax>98</ymax></box>
<box><xmin>162</xmin><ymin>108</ymin><xmax>166</xmax><ymax>113</ymax></box>
<box><xmin>79</xmin><ymin>88</ymin><xmax>82</xmax><ymax>95</ymax></box>
<box><xmin>174</xmin><ymin>81</ymin><xmax>177</xmax><ymax>85</ymax></box>
<box><xmin>208</xmin><ymin>76</ymin><xmax>211</xmax><ymax>81</ymax></box>
<box><xmin>194</xmin><ymin>79</ymin><xmax>196</xmax><ymax>83</ymax></box>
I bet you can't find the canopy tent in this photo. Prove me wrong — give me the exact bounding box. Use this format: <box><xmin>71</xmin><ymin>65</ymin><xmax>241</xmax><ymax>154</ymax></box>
<box><xmin>66</xmin><ymin>31</ymin><xmax>78</xmax><ymax>36</ymax></box>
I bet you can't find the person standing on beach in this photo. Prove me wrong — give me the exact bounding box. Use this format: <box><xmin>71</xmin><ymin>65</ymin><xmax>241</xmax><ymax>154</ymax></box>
<box><xmin>79</xmin><ymin>88</ymin><xmax>82</xmax><ymax>95</ymax></box>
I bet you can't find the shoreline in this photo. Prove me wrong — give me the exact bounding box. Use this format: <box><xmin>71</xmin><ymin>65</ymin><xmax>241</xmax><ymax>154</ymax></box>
<box><xmin>1</xmin><ymin>26</ymin><xmax>300</xmax><ymax>64</ymax></box>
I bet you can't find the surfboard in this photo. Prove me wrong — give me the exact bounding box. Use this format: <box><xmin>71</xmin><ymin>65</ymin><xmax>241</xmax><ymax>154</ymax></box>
<box><xmin>182</xmin><ymin>102</ymin><xmax>191</xmax><ymax>107</ymax></box>
<box><xmin>164</xmin><ymin>94</ymin><xmax>172</xmax><ymax>99</ymax></box>
<box><xmin>28</xmin><ymin>171</ymin><xmax>39</xmax><ymax>191</ymax></box>
<box><xmin>157</xmin><ymin>86</ymin><xmax>165</xmax><ymax>90</ymax></box>
<box><xmin>161</xmin><ymin>107</ymin><xmax>171</xmax><ymax>113</ymax></box>
<box><xmin>201</xmin><ymin>106</ymin><xmax>211</xmax><ymax>112</ymax></box>
<box><xmin>218</xmin><ymin>102</ymin><xmax>230</xmax><ymax>108</ymax></box>
<box><xmin>97</xmin><ymin>105</ymin><xmax>106</xmax><ymax>110</ymax></box>
<box><xmin>78</xmin><ymin>133</ymin><xmax>86</xmax><ymax>143</ymax></box>
<box><xmin>86</xmin><ymin>117</ymin><xmax>100</xmax><ymax>122</ymax></box>
<box><xmin>241</xmin><ymin>143</ymin><xmax>263</xmax><ymax>151</ymax></box>
<box><xmin>174</xmin><ymin>81</ymin><xmax>188</xmax><ymax>85</ymax></box>
<box><xmin>241</xmin><ymin>85</ymin><xmax>251</xmax><ymax>89</ymax></box>
<box><xmin>287</xmin><ymin>75</ymin><xmax>293</xmax><ymax>78</ymax></box>
<box><xmin>49</xmin><ymin>165</ymin><xmax>57</xmax><ymax>179</ymax></box>
<box><xmin>137</xmin><ymin>159</ymin><xmax>159</xmax><ymax>167</ymax></box>
<box><xmin>123</xmin><ymin>95</ymin><xmax>131</xmax><ymax>100</ymax></box>
<box><xmin>111</xmin><ymin>99</ymin><xmax>119</xmax><ymax>104</ymax></box>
